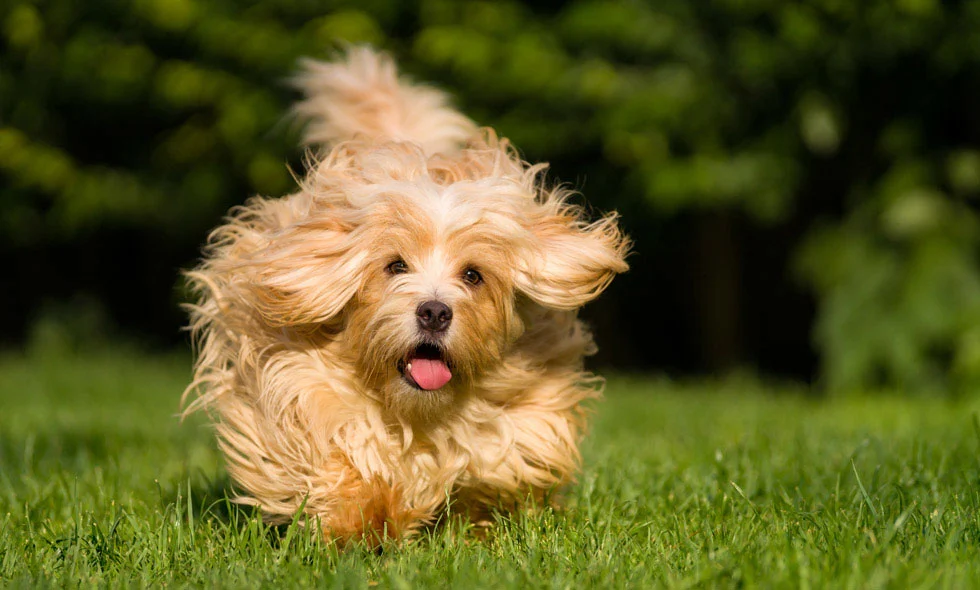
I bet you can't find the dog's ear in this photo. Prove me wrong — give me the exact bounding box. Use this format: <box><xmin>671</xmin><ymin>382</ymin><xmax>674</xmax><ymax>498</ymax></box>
<box><xmin>517</xmin><ymin>204</ymin><xmax>630</xmax><ymax>310</ymax></box>
<box><xmin>235</xmin><ymin>214</ymin><xmax>367</xmax><ymax>327</ymax></box>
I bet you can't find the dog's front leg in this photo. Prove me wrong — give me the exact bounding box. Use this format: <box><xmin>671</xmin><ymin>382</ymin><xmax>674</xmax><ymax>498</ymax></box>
<box><xmin>315</xmin><ymin>473</ymin><xmax>433</xmax><ymax>548</ymax></box>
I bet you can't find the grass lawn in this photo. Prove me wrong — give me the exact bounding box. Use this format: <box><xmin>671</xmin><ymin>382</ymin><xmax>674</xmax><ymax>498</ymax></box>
<box><xmin>3</xmin><ymin>349</ymin><xmax>980</xmax><ymax>588</ymax></box>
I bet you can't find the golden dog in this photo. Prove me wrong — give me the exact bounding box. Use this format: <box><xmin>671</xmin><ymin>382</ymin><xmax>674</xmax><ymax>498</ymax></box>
<box><xmin>183</xmin><ymin>47</ymin><xmax>629</xmax><ymax>545</ymax></box>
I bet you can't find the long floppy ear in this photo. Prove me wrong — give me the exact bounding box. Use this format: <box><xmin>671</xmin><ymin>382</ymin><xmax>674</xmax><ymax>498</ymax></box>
<box><xmin>198</xmin><ymin>194</ymin><xmax>368</xmax><ymax>329</ymax></box>
<box><xmin>517</xmin><ymin>203</ymin><xmax>630</xmax><ymax>310</ymax></box>
<box><xmin>238</xmin><ymin>216</ymin><xmax>368</xmax><ymax>327</ymax></box>
<box><xmin>250</xmin><ymin>224</ymin><xmax>367</xmax><ymax>326</ymax></box>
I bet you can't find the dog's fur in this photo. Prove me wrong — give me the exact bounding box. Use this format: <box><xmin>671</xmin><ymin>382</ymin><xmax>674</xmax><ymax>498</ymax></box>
<box><xmin>183</xmin><ymin>47</ymin><xmax>629</xmax><ymax>545</ymax></box>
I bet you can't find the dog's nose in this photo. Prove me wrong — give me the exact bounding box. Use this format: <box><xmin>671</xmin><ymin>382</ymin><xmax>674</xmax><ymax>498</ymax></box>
<box><xmin>417</xmin><ymin>300</ymin><xmax>452</xmax><ymax>333</ymax></box>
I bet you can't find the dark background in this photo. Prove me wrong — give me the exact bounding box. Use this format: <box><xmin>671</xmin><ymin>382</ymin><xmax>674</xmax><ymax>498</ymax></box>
<box><xmin>4</xmin><ymin>0</ymin><xmax>980</xmax><ymax>393</ymax></box>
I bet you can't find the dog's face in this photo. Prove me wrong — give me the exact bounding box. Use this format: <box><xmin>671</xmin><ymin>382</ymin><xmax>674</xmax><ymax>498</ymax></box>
<box><xmin>343</xmin><ymin>181</ymin><xmax>528</xmax><ymax>419</ymax></box>
<box><xmin>239</xmin><ymin>143</ymin><xmax>628</xmax><ymax>421</ymax></box>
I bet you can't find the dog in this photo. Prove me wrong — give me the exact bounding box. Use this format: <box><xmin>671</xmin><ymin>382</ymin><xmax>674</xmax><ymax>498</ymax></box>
<box><xmin>183</xmin><ymin>47</ymin><xmax>629</xmax><ymax>546</ymax></box>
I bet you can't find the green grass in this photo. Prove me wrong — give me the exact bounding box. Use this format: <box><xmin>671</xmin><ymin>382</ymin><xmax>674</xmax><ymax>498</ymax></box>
<box><xmin>3</xmin><ymin>350</ymin><xmax>980</xmax><ymax>588</ymax></box>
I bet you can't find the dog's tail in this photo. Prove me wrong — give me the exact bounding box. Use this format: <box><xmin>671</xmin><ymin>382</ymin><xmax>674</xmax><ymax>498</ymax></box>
<box><xmin>293</xmin><ymin>47</ymin><xmax>478</xmax><ymax>156</ymax></box>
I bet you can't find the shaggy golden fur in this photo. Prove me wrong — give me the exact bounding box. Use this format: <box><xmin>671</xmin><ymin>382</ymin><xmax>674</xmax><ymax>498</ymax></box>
<box><xmin>183</xmin><ymin>47</ymin><xmax>630</xmax><ymax>546</ymax></box>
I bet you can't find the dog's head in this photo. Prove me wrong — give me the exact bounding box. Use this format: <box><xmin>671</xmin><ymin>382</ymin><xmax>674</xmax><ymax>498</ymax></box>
<box><xmin>234</xmin><ymin>138</ymin><xmax>629</xmax><ymax>420</ymax></box>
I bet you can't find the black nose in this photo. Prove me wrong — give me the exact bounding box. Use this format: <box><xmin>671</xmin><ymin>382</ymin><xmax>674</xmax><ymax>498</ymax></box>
<box><xmin>417</xmin><ymin>300</ymin><xmax>452</xmax><ymax>333</ymax></box>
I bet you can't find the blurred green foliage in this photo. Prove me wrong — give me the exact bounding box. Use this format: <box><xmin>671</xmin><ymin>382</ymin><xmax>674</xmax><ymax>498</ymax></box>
<box><xmin>4</xmin><ymin>0</ymin><xmax>980</xmax><ymax>392</ymax></box>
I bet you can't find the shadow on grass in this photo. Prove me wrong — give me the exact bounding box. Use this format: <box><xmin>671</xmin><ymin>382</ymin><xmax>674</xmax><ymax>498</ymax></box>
<box><xmin>166</xmin><ymin>471</ymin><xmax>264</xmax><ymax>527</ymax></box>
<box><xmin>170</xmin><ymin>475</ymin><xmax>499</xmax><ymax>554</ymax></box>
<box><xmin>167</xmin><ymin>476</ymin><xmax>352</xmax><ymax>552</ymax></box>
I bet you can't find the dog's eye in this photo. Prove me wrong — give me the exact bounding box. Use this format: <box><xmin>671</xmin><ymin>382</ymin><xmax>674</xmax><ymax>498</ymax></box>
<box><xmin>462</xmin><ymin>268</ymin><xmax>483</xmax><ymax>286</ymax></box>
<box><xmin>386</xmin><ymin>259</ymin><xmax>409</xmax><ymax>275</ymax></box>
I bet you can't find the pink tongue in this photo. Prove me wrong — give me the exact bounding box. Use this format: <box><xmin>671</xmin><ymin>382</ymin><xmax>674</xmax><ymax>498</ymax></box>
<box><xmin>409</xmin><ymin>358</ymin><xmax>452</xmax><ymax>390</ymax></box>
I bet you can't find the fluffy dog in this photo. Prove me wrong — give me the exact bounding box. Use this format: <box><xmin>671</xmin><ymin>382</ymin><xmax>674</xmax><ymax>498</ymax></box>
<box><xmin>183</xmin><ymin>47</ymin><xmax>629</xmax><ymax>545</ymax></box>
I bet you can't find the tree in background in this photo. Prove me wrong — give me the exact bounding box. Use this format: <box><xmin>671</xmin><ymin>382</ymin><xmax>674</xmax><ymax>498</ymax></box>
<box><xmin>4</xmin><ymin>0</ymin><xmax>980</xmax><ymax>393</ymax></box>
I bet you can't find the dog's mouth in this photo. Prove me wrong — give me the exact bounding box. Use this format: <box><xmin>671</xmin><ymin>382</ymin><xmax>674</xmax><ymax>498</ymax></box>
<box><xmin>397</xmin><ymin>343</ymin><xmax>453</xmax><ymax>391</ymax></box>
